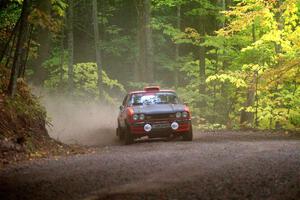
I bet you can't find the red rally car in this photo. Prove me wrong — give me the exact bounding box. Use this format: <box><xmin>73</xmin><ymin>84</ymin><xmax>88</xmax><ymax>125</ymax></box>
<box><xmin>116</xmin><ymin>86</ymin><xmax>193</xmax><ymax>144</ymax></box>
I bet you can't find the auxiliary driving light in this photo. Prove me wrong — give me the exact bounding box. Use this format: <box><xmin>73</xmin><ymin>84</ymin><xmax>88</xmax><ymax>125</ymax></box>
<box><xmin>144</xmin><ymin>124</ymin><xmax>152</xmax><ymax>132</ymax></box>
<box><xmin>139</xmin><ymin>114</ymin><xmax>145</xmax><ymax>120</ymax></box>
<box><xmin>182</xmin><ymin>111</ymin><xmax>188</xmax><ymax>118</ymax></box>
<box><xmin>133</xmin><ymin>114</ymin><xmax>139</xmax><ymax>121</ymax></box>
<box><xmin>175</xmin><ymin>112</ymin><xmax>181</xmax><ymax>118</ymax></box>
<box><xmin>171</xmin><ymin>122</ymin><xmax>179</xmax><ymax>130</ymax></box>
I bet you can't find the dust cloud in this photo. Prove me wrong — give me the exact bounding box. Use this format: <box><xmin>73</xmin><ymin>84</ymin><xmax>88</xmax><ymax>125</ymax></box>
<box><xmin>40</xmin><ymin>94</ymin><xmax>119</xmax><ymax>146</ymax></box>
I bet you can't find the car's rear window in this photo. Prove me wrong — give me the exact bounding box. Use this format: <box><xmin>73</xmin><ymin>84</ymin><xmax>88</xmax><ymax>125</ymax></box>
<box><xmin>130</xmin><ymin>92</ymin><xmax>179</xmax><ymax>105</ymax></box>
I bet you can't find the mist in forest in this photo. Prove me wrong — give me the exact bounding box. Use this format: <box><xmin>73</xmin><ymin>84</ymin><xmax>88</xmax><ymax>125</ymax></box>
<box><xmin>40</xmin><ymin>93</ymin><xmax>119</xmax><ymax>146</ymax></box>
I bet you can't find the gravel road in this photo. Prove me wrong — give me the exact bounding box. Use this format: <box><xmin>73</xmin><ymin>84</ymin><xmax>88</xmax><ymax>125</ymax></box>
<box><xmin>0</xmin><ymin>131</ymin><xmax>300</xmax><ymax>200</ymax></box>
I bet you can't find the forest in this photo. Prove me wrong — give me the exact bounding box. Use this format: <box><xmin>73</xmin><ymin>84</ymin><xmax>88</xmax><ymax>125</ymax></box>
<box><xmin>0</xmin><ymin>0</ymin><xmax>299</xmax><ymax>131</ymax></box>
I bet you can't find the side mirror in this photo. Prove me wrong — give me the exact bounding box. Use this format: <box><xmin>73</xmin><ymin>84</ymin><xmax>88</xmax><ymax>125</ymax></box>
<box><xmin>119</xmin><ymin>105</ymin><xmax>124</xmax><ymax>110</ymax></box>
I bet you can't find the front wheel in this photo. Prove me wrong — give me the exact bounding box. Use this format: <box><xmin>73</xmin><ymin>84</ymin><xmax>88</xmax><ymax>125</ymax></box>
<box><xmin>124</xmin><ymin>128</ymin><xmax>134</xmax><ymax>145</ymax></box>
<box><xmin>182</xmin><ymin>125</ymin><xmax>193</xmax><ymax>141</ymax></box>
<box><xmin>116</xmin><ymin>127</ymin><xmax>124</xmax><ymax>141</ymax></box>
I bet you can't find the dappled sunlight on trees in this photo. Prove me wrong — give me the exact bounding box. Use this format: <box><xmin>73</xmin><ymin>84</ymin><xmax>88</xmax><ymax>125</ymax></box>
<box><xmin>0</xmin><ymin>0</ymin><xmax>299</xmax><ymax>131</ymax></box>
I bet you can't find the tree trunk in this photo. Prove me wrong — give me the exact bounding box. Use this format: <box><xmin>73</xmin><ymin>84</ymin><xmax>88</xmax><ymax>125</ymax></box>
<box><xmin>133</xmin><ymin>59</ymin><xmax>139</xmax><ymax>82</ymax></box>
<box><xmin>254</xmin><ymin>71</ymin><xmax>259</xmax><ymax>127</ymax></box>
<box><xmin>213</xmin><ymin>49</ymin><xmax>218</xmax><ymax>117</ymax></box>
<box><xmin>144</xmin><ymin>0</ymin><xmax>154</xmax><ymax>83</ymax></box>
<box><xmin>240</xmin><ymin>81</ymin><xmax>255</xmax><ymax>126</ymax></box>
<box><xmin>199</xmin><ymin>20</ymin><xmax>206</xmax><ymax>102</ymax></box>
<box><xmin>135</xmin><ymin>0</ymin><xmax>153</xmax><ymax>83</ymax></box>
<box><xmin>199</xmin><ymin>44</ymin><xmax>206</xmax><ymax>95</ymax></box>
<box><xmin>174</xmin><ymin>5</ymin><xmax>180</xmax><ymax>87</ymax></box>
<box><xmin>0</xmin><ymin>18</ymin><xmax>20</xmax><ymax>64</ymax></box>
<box><xmin>7</xmin><ymin>0</ymin><xmax>30</xmax><ymax>96</ymax></box>
<box><xmin>5</xmin><ymin>26</ymin><xmax>18</xmax><ymax>69</ymax></box>
<box><xmin>31</xmin><ymin>0</ymin><xmax>51</xmax><ymax>86</ymax></box>
<box><xmin>18</xmin><ymin>24</ymin><xmax>32</xmax><ymax>78</ymax></box>
<box><xmin>67</xmin><ymin>0</ymin><xmax>74</xmax><ymax>91</ymax></box>
<box><xmin>133</xmin><ymin>1</ymin><xmax>140</xmax><ymax>82</ymax></box>
<box><xmin>92</xmin><ymin>0</ymin><xmax>103</xmax><ymax>98</ymax></box>
<box><xmin>240</xmin><ymin>23</ymin><xmax>256</xmax><ymax>127</ymax></box>
<box><xmin>217</xmin><ymin>0</ymin><xmax>226</xmax><ymax>28</ymax></box>
<box><xmin>274</xmin><ymin>0</ymin><xmax>283</xmax><ymax>54</ymax></box>
<box><xmin>59</xmin><ymin>30</ymin><xmax>65</xmax><ymax>87</ymax></box>
<box><xmin>136</xmin><ymin>0</ymin><xmax>146</xmax><ymax>82</ymax></box>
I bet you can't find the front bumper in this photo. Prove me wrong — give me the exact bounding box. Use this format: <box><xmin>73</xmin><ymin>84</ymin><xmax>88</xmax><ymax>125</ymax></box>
<box><xmin>129</xmin><ymin>119</ymin><xmax>191</xmax><ymax>136</ymax></box>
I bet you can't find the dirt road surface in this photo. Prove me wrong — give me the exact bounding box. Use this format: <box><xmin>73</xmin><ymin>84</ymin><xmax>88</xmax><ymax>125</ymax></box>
<box><xmin>0</xmin><ymin>131</ymin><xmax>300</xmax><ymax>200</ymax></box>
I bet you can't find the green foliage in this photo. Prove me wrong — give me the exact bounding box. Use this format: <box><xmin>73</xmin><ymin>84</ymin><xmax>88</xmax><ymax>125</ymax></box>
<box><xmin>43</xmin><ymin>51</ymin><xmax>125</xmax><ymax>104</ymax></box>
<box><xmin>2</xmin><ymin>0</ymin><xmax>299</xmax><ymax>132</ymax></box>
<box><xmin>185</xmin><ymin>0</ymin><xmax>218</xmax><ymax>16</ymax></box>
<box><xmin>170</xmin><ymin>0</ymin><xmax>300</xmax><ymax>131</ymax></box>
<box><xmin>0</xmin><ymin>3</ymin><xmax>20</xmax><ymax>44</ymax></box>
<box><xmin>3</xmin><ymin>78</ymin><xmax>47</xmax><ymax>122</ymax></box>
<box><xmin>206</xmin><ymin>73</ymin><xmax>247</xmax><ymax>88</ymax></box>
<box><xmin>100</xmin><ymin>33</ymin><xmax>132</xmax><ymax>57</ymax></box>
<box><xmin>73</xmin><ymin>62</ymin><xmax>125</xmax><ymax>98</ymax></box>
<box><xmin>5</xmin><ymin>92</ymin><xmax>46</xmax><ymax>122</ymax></box>
<box><xmin>51</xmin><ymin>0</ymin><xmax>67</xmax><ymax>17</ymax></box>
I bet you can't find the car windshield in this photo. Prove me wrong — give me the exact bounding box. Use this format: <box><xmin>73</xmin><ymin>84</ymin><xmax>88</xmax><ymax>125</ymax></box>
<box><xmin>130</xmin><ymin>92</ymin><xmax>179</xmax><ymax>105</ymax></box>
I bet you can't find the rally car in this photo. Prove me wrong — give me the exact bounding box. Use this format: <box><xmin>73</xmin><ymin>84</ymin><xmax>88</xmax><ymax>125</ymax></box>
<box><xmin>116</xmin><ymin>86</ymin><xmax>193</xmax><ymax>144</ymax></box>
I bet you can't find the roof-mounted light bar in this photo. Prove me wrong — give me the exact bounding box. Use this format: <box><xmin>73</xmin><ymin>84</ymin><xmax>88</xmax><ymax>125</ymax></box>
<box><xmin>144</xmin><ymin>86</ymin><xmax>160</xmax><ymax>92</ymax></box>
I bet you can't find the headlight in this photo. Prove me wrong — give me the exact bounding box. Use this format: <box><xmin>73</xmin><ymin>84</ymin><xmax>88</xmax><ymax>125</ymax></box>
<box><xmin>133</xmin><ymin>114</ymin><xmax>139</xmax><ymax>121</ymax></box>
<box><xmin>176</xmin><ymin>112</ymin><xmax>181</xmax><ymax>118</ymax></box>
<box><xmin>139</xmin><ymin>114</ymin><xmax>145</xmax><ymax>120</ymax></box>
<box><xmin>182</xmin><ymin>111</ymin><xmax>188</xmax><ymax>118</ymax></box>
<box><xmin>144</xmin><ymin>124</ymin><xmax>152</xmax><ymax>132</ymax></box>
<box><xmin>171</xmin><ymin>122</ymin><xmax>179</xmax><ymax>130</ymax></box>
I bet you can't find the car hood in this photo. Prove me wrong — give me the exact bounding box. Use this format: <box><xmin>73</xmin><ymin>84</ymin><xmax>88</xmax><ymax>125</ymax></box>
<box><xmin>132</xmin><ymin>104</ymin><xmax>185</xmax><ymax>115</ymax></box>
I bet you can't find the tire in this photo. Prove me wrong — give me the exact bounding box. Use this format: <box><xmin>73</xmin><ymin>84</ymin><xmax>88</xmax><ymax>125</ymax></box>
<box><xmin>182</xmin><ymin>125</ymin><xmax>193</xmax><ymax>141</ymax></box>
<box><xmin>124</xmin><ymin>128</ymin><xmax>134</xmax><ymax>145</ymax></box>
<box><xmin>116</xmin><ymin>127</ymin><xmax>124</xmax><ymax>141</ymax></box>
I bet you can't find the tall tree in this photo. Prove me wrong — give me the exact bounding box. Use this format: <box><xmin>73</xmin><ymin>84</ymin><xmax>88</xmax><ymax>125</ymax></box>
<box><xmin>31</xmin><ymin>0</ymin><xmax>52</xmax><ymax>86</ymax></box>
<box><xmin>0</xmin><ymin>19</ymin><xmax>20</xmax><ymax>64</ymax></box>
<box><xmin>144</xmin><ymin>0</ymin><xmax>154</xmax><ymax>83</ymax></box>
<box><xmin>136</xmin><ymin>0</ymin><xmax>154</xmax><ymax>83</ymax></box>
<box><xmin>136</xmin><ymin>0</ymin><xmax>146</xmax><ymax>82</ymax></box>
<box><xmin>92</xmin><ymin>0</ymin><xmax>103</xmax><ymax>98</ymax></box>
<box><xmin>67</xmin><ymin>0</ymin><xmax>74</xmax><ymax>91</ymax></box>
<box><xmin>7</xmin><ymin>0</ymin><xmax>30</xmax><ymax>96</ymax></box>
<box><xmin>174</xmin><ymin>4</ymin><xmax>181</xmax><ymax>87</ymax></box>
<box><xmin>199</xmin><ymin>19</ymin><xmax>206</xmax><ymax>97</ymax></box>
<box><xmin>18</xmin><ymin>24</ymin><xmax>32</xmax><ymax>78</ymax></box>
<box><xmin>240</xmin><ymin>23</ymin><xmax>256</xmax><ymax>127</ymax></box>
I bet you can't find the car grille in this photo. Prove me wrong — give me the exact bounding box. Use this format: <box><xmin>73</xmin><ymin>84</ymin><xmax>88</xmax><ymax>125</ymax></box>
<box><xmin>146</xmin><ymin>113</ymin><xmax>175</xmax><ymax>120</ymax></box>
